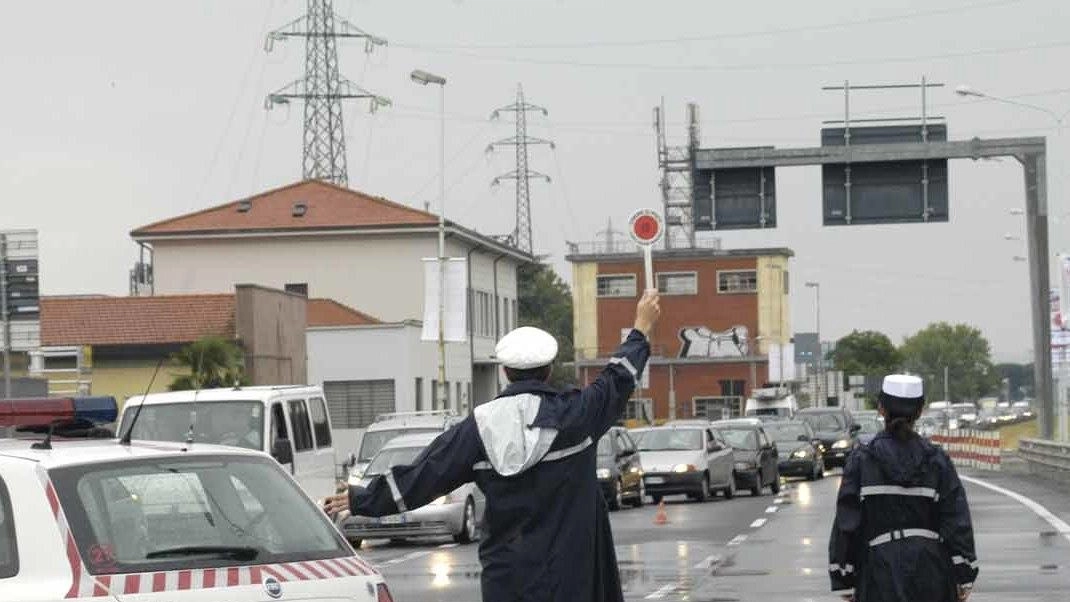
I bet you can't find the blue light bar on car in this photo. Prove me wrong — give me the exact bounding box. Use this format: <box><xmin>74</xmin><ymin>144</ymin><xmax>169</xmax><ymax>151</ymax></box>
<box><xmin>0</xmin><ymin>396</ymin><xmax>118</xmax><ymax>427</ymax></box>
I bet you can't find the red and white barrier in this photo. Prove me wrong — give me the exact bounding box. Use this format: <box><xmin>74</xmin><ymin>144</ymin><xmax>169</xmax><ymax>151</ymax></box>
<box><xmin>931</xmin><ymin>429</ymin><xmax>1001</xmax><ymax>471</ymax></box>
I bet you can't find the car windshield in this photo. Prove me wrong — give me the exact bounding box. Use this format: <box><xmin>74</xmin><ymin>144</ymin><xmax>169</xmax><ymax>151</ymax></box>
<box><xmin>49</xmin><ymin>455</ymin><xmax>348</xmax><ymax>575</ymax></box>
<box><xmin>365</xmin><ymin>446</ymin><xmax>424</xmax><ymax>475</ymax></box>
<box><xmin>719</xmin><ymin>429</ymin><xmax>758</xmax><ymax>450</ymax></box>
<box><xmin>358</xmin><ymin>428</ymin><xmax>440</xmax><ymax>462</ymax></box>
<box><xmin>597</xmin><ymin>434</ymin><xmax>614</xmax><ymax>456</ymax></box>
<box><xmin>637</xmin><ymin>429</ymin><xmax>703</xmax><ymax>451</ymax></box>
<box><xmin>800</xmin><ymin>413</ymin><xmax>845</xmax><ymax>432</ymax></box>
<box><xmin>120</xmin><ymin>402</ymin><xmax>264</xmax><ymax>451</ymax></box>
<box><xmin>763</xmin><ymin>423</ymin><xmax>809</xmax><ymax>445</ymax></box>
<box><xmin>857</xmin><ymin>416</ymin><xmax>884</xmax><ymax>434</ymax></box>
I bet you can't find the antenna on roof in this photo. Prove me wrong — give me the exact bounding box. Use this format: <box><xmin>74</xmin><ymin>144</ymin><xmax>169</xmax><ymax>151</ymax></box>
<box><xmin>119</xmin><ymin>358</ymin><xmax>165</xmax><ymax>445</ymax></box>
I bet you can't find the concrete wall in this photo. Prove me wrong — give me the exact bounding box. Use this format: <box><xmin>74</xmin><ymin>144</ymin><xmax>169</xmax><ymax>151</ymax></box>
<box><xmin>149</xmin><ymin>232</ymin><xmax>522</xmax><ymax>363</ymax></box>
<box><xmin>306</xmin><ymin>323</ymin><xmax>472</xmax><ymax>414</ymax></box>
<box><xmin>235</xmin><ymin>284</ymin><xmax>307</xmax><ymax>385</ymax></box>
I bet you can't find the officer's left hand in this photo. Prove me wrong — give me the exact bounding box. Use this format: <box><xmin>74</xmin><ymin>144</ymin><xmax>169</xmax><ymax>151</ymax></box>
<box><xmin>323</xmin><ymin>493</ymin><xmax>350</xmax><ymax>517</ymax></box>
<box><xmin>839</xmin><ymin>595</ymin><xmax>855</xmax><ymax>602</ymax></box>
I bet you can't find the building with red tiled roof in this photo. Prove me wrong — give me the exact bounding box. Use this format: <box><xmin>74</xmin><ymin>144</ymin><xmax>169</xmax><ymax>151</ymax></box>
<box><xmin>306</xmin><ymin>298</ymin><xmax>380</xmax><ymax>328</ymax></box>
<box><xmin>41</xmin><ymin>294</ymin><xmax>237</xmax><ymax>347</ymax></box>
<box><xmin>131</xmin><ymin>180</ymin><xmax>533</xmax><ymax>416</ymax></box>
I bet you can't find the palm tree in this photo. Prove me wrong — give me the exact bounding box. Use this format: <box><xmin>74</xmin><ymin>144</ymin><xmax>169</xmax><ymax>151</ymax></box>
<box><xmin>169</xmin><ymin>336</ymin><xmax>249</xmax><ymax>391</ymax></box>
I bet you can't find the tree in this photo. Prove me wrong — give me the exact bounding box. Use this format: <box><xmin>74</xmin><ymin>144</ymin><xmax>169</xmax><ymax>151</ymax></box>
<box><xmin>517</xmin><ymin>262</ymin><xmax>575</xmax><ymax>387</ymax></box>
<box><xmin>169</xmin><ymin>336</ymin><xmax>249</xmax><ymax>391</ymax></box>
<box><xmin>900</xmin><ymin>323</ymin><xmax>1000</xmax><ymax>402</ymax></box>
<box><xmin>829</xmin><ymin>330</ymin><xmax>901</xmax><ymax>377</ymax></box>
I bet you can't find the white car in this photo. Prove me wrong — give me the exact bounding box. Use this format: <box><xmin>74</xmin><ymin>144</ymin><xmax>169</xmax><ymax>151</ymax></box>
<box><xmin>0</xmin><ymin>396</ymin><xmax>394</xmax><ymax>602</ymax></box>
<box><xmin>635</xmin><ymin>425</ymin><xmax>736</xmax><ymax>502</ymax></box>
<box><xmin>119</xmin><ymin>385</ymin><xmax>339</xmax><ymax>501</ymax></box>
<box><xmin>343</xmin><ymin>433</ymin><xmax>484</xmax><ymax>548</ymax></box>
<box><xmin>346</xmin><ymin>411</ymin><xmax>461</xmax><ymax>483</ymax></box>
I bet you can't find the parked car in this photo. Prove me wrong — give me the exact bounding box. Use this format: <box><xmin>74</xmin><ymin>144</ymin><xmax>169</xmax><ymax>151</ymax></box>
<box><xmin>1012</xmin><ymin>401</ymin><xmax>1035</xmax><ymax>419</ymax></box>
<box><xmin>916</xmin><ymin>414</ymin><xmax>940</xmax><ymax>439</ymax></box>
<box><xmin>343</xmin><ymin>433</ymin><xmax>484</xmax><ymax>548</ymax></box>
<box><xmin>763</xmin><ymin>420</ymin><xmax>824</xmax><ymax>480</ymax></box>
<box><xmin>347</xmin><ymin>410</ymin><xmax>460</xmax><ymax>482</ymax></box>
<box><xmin>711</xmin><ymin>419</ymin><xmax>781</xmax><ymax>496</ymax></box>
<box><xmin>951</xmin><ymin>402</ymin><xmax>979</xmax><ymax>428</ymax></box>
<box><xmin>636</xmin><ymin>425</ymin><xmax>736</xmax><ymax>502</ymax></box>
<box><xmin>597</xmin><ymin>426</ymin><xmax>645</xmax><ymax>510</ymax></box>
<box><xmin>853</xmin><ymin>412</ymin><xmax>885</xmax><ymax>445</ymax></box>
<box><xmin>796</xmin><ymin>407</ymin><xmax>859</xmax><ymax>468</ymax></box>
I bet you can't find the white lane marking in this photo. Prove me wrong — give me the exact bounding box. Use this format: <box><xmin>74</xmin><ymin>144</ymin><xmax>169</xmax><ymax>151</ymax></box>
<box><xmin>765</xmin><ymin>505</ymin><xmax>779</xmax><ymax>513</ymax></box>
<box><xmin>727</xmin><ymin>534</ymin><xmax>748</xmax><ymax>546</ymax></box>
<box><xmin>403</xmin><ymin>550</ymin><xmax>431</xmax><ymax>561</ymax></box>
<box><xmin>750</xmin><ymin>518</ymin><xmax>768</xmax><ymax>528</ymax></box>
<box><xmin>961</xmin><ymin>475</ymin><xmax>1070</xmax><ymax>544</ymax></box>
<box><xmin>438</xmin><ymin>543</ymin><xmax>459</xmax><ymax>549</ymax></box>
<box><xmin>693</xmin><ymin>555</ymin><xmax>717</xmax><ymax>569</ymax></box>
<box><xmin>645</xmin><ymin>584</ymin><xmax>677</xmax><ymax>599</ymax></box>
<box><xmin>773</xmin><ymin>498</ymin><xmax>786</xmax><ymax>505</ymax></box>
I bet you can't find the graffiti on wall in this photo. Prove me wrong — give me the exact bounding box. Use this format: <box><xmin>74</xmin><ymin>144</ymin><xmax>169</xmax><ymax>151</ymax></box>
<box><xmin>678</xmin><ymin>326</ymin><xmax>749</xmax><ymax>358</ymax></box>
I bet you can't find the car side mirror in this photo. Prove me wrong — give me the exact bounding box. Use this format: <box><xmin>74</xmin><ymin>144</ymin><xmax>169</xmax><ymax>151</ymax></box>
<box><xmin>342</xmin><ymin>452</ymin><xmax>356</xmax><ymax>471</ymax></box>
<box><xmin>849</xmin><ymin>423</ymin><xmax>862</xmax><ymax>434</ymax></box>
<box><xmin>797</xmin><ymin>434</ymin><xmax>810</xmax><ymax>442</ymax></box>
<box><xmin>271</xmin><ymin>438</ymin><xmax>294</xmax><ymax>465</ymax></box>
<box><xmin>708</xmin><ymin>442</ymin><xmax>722</xmax><ymax>452</ymax></box>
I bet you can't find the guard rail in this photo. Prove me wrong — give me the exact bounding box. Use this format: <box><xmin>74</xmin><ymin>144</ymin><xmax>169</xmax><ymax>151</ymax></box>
<box><xmin>1018</xmin><ymin>438</ymin><xmax>1070</xmax><ymax>473</ymax></box>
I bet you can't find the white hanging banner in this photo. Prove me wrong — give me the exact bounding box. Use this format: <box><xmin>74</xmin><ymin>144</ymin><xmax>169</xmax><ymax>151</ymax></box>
<box><xmin>422</xmin><ymin>258</ymin><xmax>468</xmax><ymax>342</ymax></box>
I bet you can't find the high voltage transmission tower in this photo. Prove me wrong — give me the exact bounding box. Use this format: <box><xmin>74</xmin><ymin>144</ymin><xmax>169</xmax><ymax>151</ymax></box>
<box><xmin>488</xmin><ymin>84</ymin><xmax>553</xmax><ymax>255</ymax></box>
<box><xmin>654</xmin><ymin>100</ymin><xmax>700</xmax><ymax>249</ymax></box>
<box><xmin>265</xmin><ymin>0</ymin><xmax>391</xmax><ymax>187</ymax></box>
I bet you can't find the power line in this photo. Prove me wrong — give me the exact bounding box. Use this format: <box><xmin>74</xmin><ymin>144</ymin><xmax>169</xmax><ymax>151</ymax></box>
<box><xmin>389</xmin><ymin>38</ymin><xmax>1070</xmax><ymax>73</ymax></box>
<box><xmin>395</xmin><ymin>0</ymin><xmax>1028</xmax><ymax>50</ymax></box>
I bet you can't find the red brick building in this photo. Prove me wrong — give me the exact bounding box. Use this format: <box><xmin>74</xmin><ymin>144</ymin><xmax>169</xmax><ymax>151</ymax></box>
<box><xmin>567</xmin><ymin>246</ymin><xmax>793</xmax><ymax>422</ymax></box>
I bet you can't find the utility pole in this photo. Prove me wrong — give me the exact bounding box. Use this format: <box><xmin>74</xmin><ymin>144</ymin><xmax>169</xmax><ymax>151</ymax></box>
<box><xmin>596</xmin><ymin>218</ymin><xmax>623</xmax><ymax>253</ymax></box>
<box><xmin>489</xmin><ymin>84</ymin><xmax>553</xmax><ymax>255</ymax></box>
<box><xmin>0</xmin><ymin>234</ymin><xmax>9</xmax><ymax>398</ymax></box>
<box><xmin>944</xmin><ymin>365</ymin><xmax>950</xmax><ymax>402</ymax></box>
<box><xmin>265</xmin><ymin>0</ymin><xmax>390</xmax><ymax>186</ymax></box>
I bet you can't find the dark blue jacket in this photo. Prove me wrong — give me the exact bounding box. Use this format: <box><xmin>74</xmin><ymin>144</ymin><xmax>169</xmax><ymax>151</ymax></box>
<box><xmin>829</xmin><ymin>431</ymin><xmax>979</xmax><ymax>601</ymax></box>
<box><xmin>349</xmin><ymin>329</ymin><xmax>650</xmax><ymax>601</ymax></box>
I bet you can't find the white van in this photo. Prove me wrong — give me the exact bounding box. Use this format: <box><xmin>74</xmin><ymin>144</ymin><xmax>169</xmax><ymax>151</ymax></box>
<box><xmin>117</xmin><ymin>385</ymin><xmax>338</xmax><ymax>501</ymax></box>
<box><xmin>744</xmin><ymin>387</ymin><xmax>798</xmax><ymax>420</ymax></box>
<box><xmin>346</xmin><ymin>410</ymin><xmax>460</xmax><ymax>482</ymax></box>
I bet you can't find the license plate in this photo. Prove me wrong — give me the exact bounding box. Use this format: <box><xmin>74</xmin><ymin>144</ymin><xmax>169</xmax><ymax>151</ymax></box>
<box><xmin>380</xmin><ymin>515</ymin><xmax>405</xmax><ymax>525</ymax></box>
<box><xmin>645</xmin><ymin>477</ymin><xmax>665</xmax><ymax>484</ymax></box>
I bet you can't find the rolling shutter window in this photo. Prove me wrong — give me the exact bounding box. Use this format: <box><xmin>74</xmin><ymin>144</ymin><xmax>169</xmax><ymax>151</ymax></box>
<box><xmin>323</xmin><ymin>380</ymin><xmax>397</xmax><ymax>429</ymax></box>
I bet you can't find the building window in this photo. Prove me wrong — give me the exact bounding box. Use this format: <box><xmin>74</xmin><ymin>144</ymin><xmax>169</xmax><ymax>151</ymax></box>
<box><xmin>431</xmin><ymin>379</ymin><xmax>439</xmax><ymax>410</ymax></box>
<box><xmin>323</xmin><ymin>379</ymin><xmax>396</xmax><ymax>429</ymax></box>
<box><xmin>284</xmin><ymin>283</ymin><xmax>308</xmax><ymax>297</ymax></box>
<box><xmin>656</xmin><ymin>272</ymin><xmax>698</xmax><ymax>295</ymax></box>
<box><xmin>596</xmin><ymin>274</ymin><xmax>637</xmax><ymax>298</ymax></box>
<box><xmin>719</xmin><ymin>379</ymin><xmax>746</xmax><ymax>397</ymax></box>
<box><xmin>415</xmin><ymin>377</ymin><xmax>424</xmax><ymax>411</ymax></box>
<box><xmin>717</xmin><ymin>270</ymin><xmax>758</xmax><ymax>294</ymax></box>
<box><xmin>625</xmin><ymin>398</ymin><xmax>653</xmax><ymax>422</ymax></box>
<box><xmin>694</xmin><ymin>397</ymin><xmax>741</xmax><ymax>421</ymax></box>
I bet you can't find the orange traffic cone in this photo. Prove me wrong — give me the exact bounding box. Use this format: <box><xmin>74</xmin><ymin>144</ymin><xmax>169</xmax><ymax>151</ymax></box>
<box><xmin>654</xmin><ymin>500</ymin><xmax>669</xmax><ymax>525</ymax></box>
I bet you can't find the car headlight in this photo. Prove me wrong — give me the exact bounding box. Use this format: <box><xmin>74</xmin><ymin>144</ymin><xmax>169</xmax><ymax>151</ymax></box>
<box><xmin>596</xmin><ymin>468</ymin><xmax>612</xmax><ymax>479</ymax></box>
<box><xmin>628</xmin><ymin>466</ymin><xmax>643</xmax><ymax>474</ymax></box>
<box><xmin>672</xmin><ymin>464</ymin><xmax>697</xmax><ymax>473</ymax></box>
<box><xmin>347</xmin><ymin>472</ymin><xmax>363</xmax><ymax>487</ymax></box>
<box><xmin>832</xmin><ymin>439</ymin><xmax>851</xmax><ymax>449</ymax></box>
<box><xmin>430</xmin><ymin>494</ymin><xmax>455</xmax><ymax>506</ymax></box>
<box><xmin>816</xmin><ymin>443</ymin><xmax>826</xmax><ymax>452</ymax></box>
<box><xmin>791</xmin><ymin>449</ymin><xmax>811</xmax><ymax>459</ymax></box>
<box><xmin>734</xmin><ymin>462</ymin><xmax>755</xmax><ymax>471</ymax></box>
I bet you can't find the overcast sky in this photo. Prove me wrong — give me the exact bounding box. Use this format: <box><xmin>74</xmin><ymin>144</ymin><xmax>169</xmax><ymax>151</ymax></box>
<box><xmin>2</xmin><ymin>0</ymin><xmax>1068</xmax><ymax>362</ymax></box>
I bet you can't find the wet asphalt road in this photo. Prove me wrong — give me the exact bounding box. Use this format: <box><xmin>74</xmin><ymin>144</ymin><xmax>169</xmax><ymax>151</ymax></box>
<box><xmin>357</xmin><ymin>471</ymin><xmax>1070</xmax><ymax>601</ymax></box>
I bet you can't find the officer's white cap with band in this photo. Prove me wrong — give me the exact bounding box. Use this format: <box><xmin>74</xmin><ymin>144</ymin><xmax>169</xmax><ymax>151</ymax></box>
<box><xmin>495</xmin><ymin>327</ymin><xmax>558</xmax><ymax>369</ymax></box>
<box><xmin>880</xmin><ymin>374</ymin><xmax>925</xmax><ymax>414</ymax></box>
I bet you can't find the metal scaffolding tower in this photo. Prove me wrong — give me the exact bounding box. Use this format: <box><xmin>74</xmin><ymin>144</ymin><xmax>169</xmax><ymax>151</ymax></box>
<box><xmin>265</xmin><ymin>0</ymin><xmax>390</xmax><ymax>186</ymax></box>
<box><xmin>488</xmin><ymin>84</ymin><xmax>553</xmax><ymax>254</ymax></box>
<box><xmin>654</xmin><ymin>101</ymin><xmax>700</xmax><ymax>249</ymax></box>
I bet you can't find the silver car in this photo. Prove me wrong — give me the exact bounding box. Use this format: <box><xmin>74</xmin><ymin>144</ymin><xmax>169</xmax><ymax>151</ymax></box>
<box><xmin>342</xmin><ymin>433</ymin><xmax>485</xmax><ymax>548</ymax></box>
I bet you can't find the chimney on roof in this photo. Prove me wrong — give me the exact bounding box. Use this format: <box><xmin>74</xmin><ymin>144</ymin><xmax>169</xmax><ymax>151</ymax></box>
<box><xmin>237</xmin><ymin>200</ymin><xmax>252</xmax><ymax>213</ymax></box>
<box><xmin>292</xmin><ymin>202</ymin><xmax>308</xmax><ymax>217</ymax></box>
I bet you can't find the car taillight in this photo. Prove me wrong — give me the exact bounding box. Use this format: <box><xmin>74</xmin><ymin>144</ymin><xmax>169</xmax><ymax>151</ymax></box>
<box><xmin>377</xmin><ymin>583</ymin><xmax>395</xmax><ymax>602</ymax></box>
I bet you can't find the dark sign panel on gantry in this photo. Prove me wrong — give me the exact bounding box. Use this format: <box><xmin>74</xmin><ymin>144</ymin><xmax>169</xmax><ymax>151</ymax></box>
<box><xmin>694</xmin><ymin>147</ymin><xmax>777</xmax><ymax>231</ymax></box>
<box><xmin>822</xmin><ymin>124</ymin><xmax>948</xmax><ymax>226</ymax></box>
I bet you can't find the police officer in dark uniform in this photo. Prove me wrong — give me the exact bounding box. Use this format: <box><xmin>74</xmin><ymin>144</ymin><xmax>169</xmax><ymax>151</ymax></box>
<box><xmin>829</xmin><ymin>374</ymin><xmax>978</xmax><ymax>602</ymax></box>
<box><xmin>324</xmin><ymin>290</ymin><xmax>661</xmax><ymax>602</ymax></box>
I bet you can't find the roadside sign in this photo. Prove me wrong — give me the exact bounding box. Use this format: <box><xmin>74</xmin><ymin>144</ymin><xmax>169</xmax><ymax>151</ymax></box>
<box><xmin>629</xmin><ymin>209</ymin><xmax>664</xmax><ymax>292</ymax></box>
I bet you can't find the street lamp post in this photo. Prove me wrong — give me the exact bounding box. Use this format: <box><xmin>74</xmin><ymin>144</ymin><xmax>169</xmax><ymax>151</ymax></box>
<box><xmin>805</xmin><ymin>281</ymin><xmax>822</xmax><ymax>407</ymax></box>
<box><xmin>411</xmin><ymin>69</ymin><xmax>449</xmax><ymax>411</ymax></box>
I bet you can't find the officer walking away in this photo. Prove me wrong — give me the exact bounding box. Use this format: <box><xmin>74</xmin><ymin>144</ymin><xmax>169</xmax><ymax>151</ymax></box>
<box><xmin>829</xmin><ymin>374</ymin><xmax>978</xmax><ymax>602</ymax></box>
<box><xmin>324</xmin><ymin>290</ymin><xmax>661</xmax><ymax>602</ymax></box>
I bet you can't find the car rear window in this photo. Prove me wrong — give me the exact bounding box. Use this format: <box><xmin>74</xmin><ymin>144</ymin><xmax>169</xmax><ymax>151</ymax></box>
<box><xmin>0</xmin><ymin>477</ymin><xmax>17</xmax><ymax>578</ymax></box>
<box><xmin>49</xmin><ymin>455</ymin><xmax>348</xmax><ymax>575</ymax></box>
<box><xmin>121</xmin><ymin>401</ymin><xmax>264</xmax><ymax>451</ymax></box>
<box><xmin>358</xmin><ymin>428</ymin><xmax>440</xmax><ymax>462</ymax></box>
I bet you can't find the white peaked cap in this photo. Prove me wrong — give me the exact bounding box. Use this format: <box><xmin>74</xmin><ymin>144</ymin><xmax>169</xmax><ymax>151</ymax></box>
<box><xmin>882</xmin><ymin>374</ymin><xmax>924</xmax><ymax>399</ymax></box>
<box><xmin>495</xmin><ymin>327</ymin><xmax>559</xmax><ymax>369</ymax></box>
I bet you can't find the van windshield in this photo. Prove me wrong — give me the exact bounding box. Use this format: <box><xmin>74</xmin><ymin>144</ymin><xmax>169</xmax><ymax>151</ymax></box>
<box><xmin>48</xmin><ymin>455</ymin><xmax>348</xmax><ymax>575</ymax></box>
<box><xmin>121</xmin><ymin>402</ymin><xmax>264</xmax><ymax>451</ymax></box>
<box><xmin>358</xmin><ymin>428</ymin><xmax>441</xmax><ymax>462</ymax></box>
